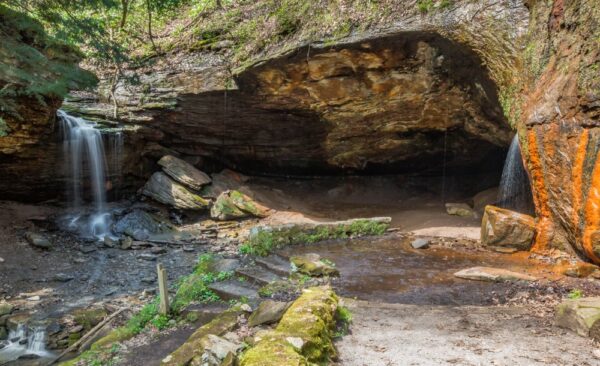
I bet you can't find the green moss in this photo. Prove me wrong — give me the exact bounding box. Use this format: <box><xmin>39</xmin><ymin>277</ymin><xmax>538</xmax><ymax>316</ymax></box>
<box><xmin>73</xmin><ymin>308</ymin><xmax>108</xmax><ymax>330</ymax></box>
<box><xmin>162</xmin><ymin>307</ymin><xmax>243</xmax><ymax>366</ymax></box>
<box><xmin>242</xmin><ymin>219</ymin><xmax>390</xmax><ymax>256</ymax></box>
<box><xmin>240</xmin><ymin>286</ymin><xmax>339</xmax><ymax>365</ymax></box>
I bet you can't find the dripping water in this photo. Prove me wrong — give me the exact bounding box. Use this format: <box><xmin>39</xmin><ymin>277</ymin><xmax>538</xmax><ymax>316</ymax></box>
<box><xmin>497</xmin><ymin>135</ymin><xmax>534</xmax><ymax>214</ymax></box>
<box><xmin>58</xmin><ymin>110</ymin><xmax>120</xmax><ymax>239</ymax></box>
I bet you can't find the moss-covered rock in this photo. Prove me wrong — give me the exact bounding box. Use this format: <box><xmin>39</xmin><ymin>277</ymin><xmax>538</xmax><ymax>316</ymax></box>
<box><xmin>240</xmin><ymin>286</ymin><xmax>339</xmax><ymax>366</ymax></box>
<box><xmin>161</xmin><ymin>307</ymin><xmax>243</xmax><ymax>366</ymax></box>
<box><xmin>73</xmin><ymin>307</ymin><xmax>108</xmax><ymax>330</ymax></box>
<box><xmin>290</xmin><ymin>253</ymin><xmax>339</xmax><ymax>277</ymax></box>
<box><xmin>242</xmin><ymin>217</ymin><xmax>390</xmax><ymax>256</ymax></box>
<box><xmin>211</xmin><ymin>190</ymin><xmax>272</xmax><ymax>221</ymax></box>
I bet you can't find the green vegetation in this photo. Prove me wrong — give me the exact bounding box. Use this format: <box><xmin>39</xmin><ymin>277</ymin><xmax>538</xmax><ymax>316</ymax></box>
<box><xmin>241</xmin><ymin>219</ymin><xmax>389</xmax><ymax>256</ymax></box>
<box><xmin>334</xmin><ymin>305</ymin><xmax>352</xmax><ymax>338</ymax></box>
<box><xmin>568</xmin><ymin>289</ymin><xmax>584</xmax><ymax>300</ymax></box>
<box><xmin>417</xmin><ymin>0</ymin><xmax>434</xmax><ymax>13</ymax></box>
<box><xmin>240</xmin><ymin>287</ymin><xmax>339</xmax><ymax>365</ymax></box>
<box><xmin>0</xmin><ymin>5</ymin><xmax>96</xmax><ymax>120</ymax></box>
<box><xmin>417</xmin><ymin>0</ymin><xmax>452</xmax><ymax>14</ymax></box>
<box><xmin>60</xmin><ymin>253</ymin><xmax>236</xmax><ymax>366</ymax></box>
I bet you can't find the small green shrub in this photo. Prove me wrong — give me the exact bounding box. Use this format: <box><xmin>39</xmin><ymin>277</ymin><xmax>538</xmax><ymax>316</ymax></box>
<box><xmin>417</xmin><ymin>0</ymin><xmax>434</xmax><ymax>13</ymax></box>
<box><xmin>567</xmin><ymin>289</ymin><xmax>583</xmax><ymax>299</ymax></box>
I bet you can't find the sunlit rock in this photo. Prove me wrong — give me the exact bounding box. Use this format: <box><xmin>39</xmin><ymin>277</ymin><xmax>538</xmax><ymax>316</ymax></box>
<box><xmin>158</xmin><ymin>155</ymin><xmax>211</xmax><ymax>191</ymax></box>
<box><xmin>454</xmin><ymin>267</ymin><xmax>536</xmax><ymax>282</ymax></box>
<box><xmin>142</xmin><ymin>172</ymin><xmax>210</xmax><ymax>210</ymax></box>
<box><xmin>556</xmin><ymin>297</ymin><xmax>600</xmax><ymax>340</ymax></box>
<box><xmin>481</xmin><ymin>205</ymin><xmax>535</xmax><ymax>250</ymax></box>
<box><xmin>210</xmin><ymin>190</ymin><xmax>272</xmax><ymax>221</ymax></box>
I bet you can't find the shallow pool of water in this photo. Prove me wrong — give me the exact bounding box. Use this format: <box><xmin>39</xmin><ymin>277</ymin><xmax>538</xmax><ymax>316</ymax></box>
<box><xmin>281</xmin><ymin>234</ymin><xmax>546</xmax><ymax>305</ymax></box>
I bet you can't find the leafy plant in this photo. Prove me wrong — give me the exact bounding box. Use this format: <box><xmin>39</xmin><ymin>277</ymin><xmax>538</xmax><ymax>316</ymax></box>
<box><xmin>417</xmin><ymin>0</ymin><xmax>434</xmax><ymax>13</ymax></box>
<box><xmin>567</xmin><ymin>289</ymin><xmax>583</xmax><ymax>299</ymax></box>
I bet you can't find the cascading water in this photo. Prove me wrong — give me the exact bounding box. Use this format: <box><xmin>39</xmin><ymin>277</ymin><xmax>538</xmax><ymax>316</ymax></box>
<box><xmin>497</xmin><ymin>135</ymin><xmax>534</xmax><ymax>214</ymax></box>
<box><xmin>58</xmin><ymin>110</ymin><xmax>119</xmax><ymax>239</ymax></box>
<box><xmin>0</xmin><ymin>324</ymin><xmax>51</xmax><ymax>362</ymax></box>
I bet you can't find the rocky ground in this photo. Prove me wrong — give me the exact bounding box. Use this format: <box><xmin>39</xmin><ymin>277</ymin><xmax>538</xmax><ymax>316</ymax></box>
<box><xmin>1</xmin><ymin>174</ymin><xmax>600</xmax><ymax>365</ymax></box>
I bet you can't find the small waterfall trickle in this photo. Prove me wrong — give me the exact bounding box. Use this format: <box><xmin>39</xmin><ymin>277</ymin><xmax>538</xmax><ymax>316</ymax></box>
<box><xmin>58</xmin><ymin>110</ymin><xmax>116</xmax><ymax>239</ymax></box>
<box><xmin>0</xmin><ymin>324</ymin><xmax>51</xmax><ymax>362</ymax></box>
<box><xmin>497</xmin><ymin>135</ymin><xmax>534</xmax><ymax>214</ymax></box>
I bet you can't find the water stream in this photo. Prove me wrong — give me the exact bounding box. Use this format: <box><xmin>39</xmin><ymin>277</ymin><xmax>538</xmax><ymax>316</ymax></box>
<box><xmin>497</xmin><ymin>135</ymin><xmax>534</xmax><ymax>214</ymax></box>
<box><xmin>0</xmin><ymin>324</ymin><xmax>52</xmax><ymax>364</ymax></box>
<box><xmin>58</xmin><ymin>110</ymin><xmax>123</xmax><ymax>239</ymax></box>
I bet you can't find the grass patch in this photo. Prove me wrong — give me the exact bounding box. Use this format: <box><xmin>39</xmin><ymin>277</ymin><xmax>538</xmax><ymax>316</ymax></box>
<box><xmin>241</xmin><ymin>219</ymin><xmax>389</xmax><ymax>256</ymax></box>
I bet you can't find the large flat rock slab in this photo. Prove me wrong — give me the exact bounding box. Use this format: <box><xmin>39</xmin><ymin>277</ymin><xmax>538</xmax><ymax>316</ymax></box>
<box><xmin>208</xmin><ymin>280</ymin><xmax>259</xmax><ymax>301</ymax></box>
<box><xmin>142</xmin><ymin>172</ymin><xmax>210</xmax><ymax>210</ymax></box>
<box><xmin>158</xmin><ymin>155</ymin><xmax>211</xmax><ymax>191</ymax></box>
<box><xmin>454</xmin><ymin>267</ymin><xmax>536</xmax><ymax>282</ymax></box>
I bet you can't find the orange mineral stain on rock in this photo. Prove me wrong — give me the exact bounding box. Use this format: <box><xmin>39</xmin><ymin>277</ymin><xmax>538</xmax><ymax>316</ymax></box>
<box><xmin>582</xmin><ymin>150</ymin><xmax>600</xmax><ymax>264</ymax></box>
<box><xmin>572</xmin><ymin>130</ymin><xmax>588</xmax><ymax>237</ymax></box>
<box><xmin>527</xmin><ymin>129</ymin><xmax>554</xmax><ymax>252</ymax></box>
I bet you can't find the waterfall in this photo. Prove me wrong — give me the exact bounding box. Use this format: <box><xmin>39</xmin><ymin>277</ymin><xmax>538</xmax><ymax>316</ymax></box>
<box><xmin>58</xmin><ymin>110</ymin><xmax>114</xmax><ymax>239</ymax></box>
<box><xmin>497</xmin><ymin>135</ymin><xmax>534</xmax><ymax>213</ymax></box>
<box><xmin>0</xmin><ymin>324</ymin><xmax>51</xmax><ymax>362</ymax></box>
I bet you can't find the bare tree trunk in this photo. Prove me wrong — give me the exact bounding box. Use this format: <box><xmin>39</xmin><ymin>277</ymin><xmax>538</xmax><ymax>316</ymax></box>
<box><xmin>146</xmin><ymin>0</ymin><xmax>158</xmax><ymax>52</ymax></box>
<box><xmin>119</xmin><ymin>0</ymin><xmax>129</xmax><ymax>30</ymax></box>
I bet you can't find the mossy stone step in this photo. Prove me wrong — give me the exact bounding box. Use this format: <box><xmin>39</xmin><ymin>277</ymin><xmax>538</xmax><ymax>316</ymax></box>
<box><xmin>208</xmin><ymin>280</ymin><xmax>259</xmax><ymax>301</ymax></box>
<box><xmin>235</xmin><ymin>266</ymin><xmax>283</xmax><ymax>286</ymax></box>
<box><xmin>255</xmin><ymin>255</ymin><xmax>291</xmax><ymax>277</ymax></box>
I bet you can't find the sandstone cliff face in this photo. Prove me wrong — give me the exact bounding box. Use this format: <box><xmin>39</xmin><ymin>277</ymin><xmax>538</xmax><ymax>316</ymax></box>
<box><xmin>69</xmin><ymin>1</ymin><xmax>526</xmax><ymax>178</ymax></box>
<box><xmin>515</xmin><ymin>0</ymin><xmax>600</xmax><ymax>262</ymax></box>
<box><xmin>6</xmin><ymin>1</ymin><xmax>600</xmax><ymax>265</ymax></box>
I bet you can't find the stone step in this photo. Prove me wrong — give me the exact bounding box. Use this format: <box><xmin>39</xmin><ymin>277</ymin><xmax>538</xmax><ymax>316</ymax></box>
<box><xmin>235</xmin><ymin>266</ymin><xmax>283</xmax><ymax>286</ymax></box>
<box><xmin>254</xmin><ymin>255</ymin><xmax>291</xmax><ymax>277</ymax></box>
<box><xmin>208</xmin><ymin>280</ymin><xmax>259</xmax><ymax>301</ymax></box>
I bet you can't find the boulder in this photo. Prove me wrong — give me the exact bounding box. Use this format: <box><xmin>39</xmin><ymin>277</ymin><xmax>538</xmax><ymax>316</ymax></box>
<box><xmin>210</xmin><ymin>190</ymin><xmax>271</xmax><ymax>221</ymax></box>
<box><xmin>0</xmin><ymin>326</ymin><xmax>6</xmax><ymax>340</ymax></box>
<box><xmin>248</xmin><ymin>300</ymin><xmax>291</xmax><ymax>327</ymax></box>
<box><xmin>445</xmin><ymin>203</ymin><xmax>475</xmax><ymax>217</ymax></box>
<box><xmin>411</xmin><ymin>238</ymin><xmax>430</xmax><ymax>249</ymax></box>
<box><xmin>25</xmin><ymin>232</ymin><xmax>51</xmax><ymax>249</ymax></box>
<box><xmin>556</xmin><ymin>297</ymin><xmax>600</xmax><ymax>340</ymax></box>
<box><xmin>481</xmin><ymin>205</ymin><xmax>535</xmax><ymax>250</ymax></box>
<box><xmin>454</xmin><ymin>267</ymin><xmax>536</xmax><ymax>282</ymax></box>
<box><xmin>114</xmin><ymin>209</ymin><xmax>173</xmax><ymax>241</ymax></box>
<box><xmin>142</xmin><ymin>172</ymin><xmax>210</xmax><ymax>210</ymax></box>
<box><xmin>158</xmin><ymin>155</ymin><xmax>211</xmax><ymax>191</ymax></box>
<box><xmin>290</xmin><ymin>253</ymin><xmax>339</xmax><ymax>277</ymax></box>
<box><xmin>196</xmin><ymin>334</ymin><xmax>242</xmax><ymax>365</ymax></box>
<box><xmin>0</xmin><ymin>302</ymin><xmax>13</xmax><ymax>317</ymax></box>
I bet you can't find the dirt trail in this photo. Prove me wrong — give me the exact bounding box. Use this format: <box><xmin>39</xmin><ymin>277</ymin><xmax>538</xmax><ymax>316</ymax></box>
<box><xmin>335</xmin><ymin>300</ymin><xmax>596</xmax><ymax>366</ymax></box>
